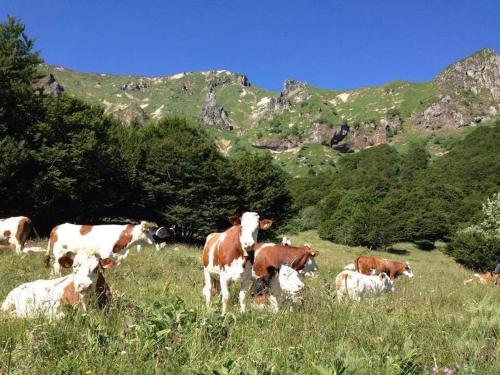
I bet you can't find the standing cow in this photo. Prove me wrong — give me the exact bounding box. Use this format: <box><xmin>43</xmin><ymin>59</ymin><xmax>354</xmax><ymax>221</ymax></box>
<box><xmin>45</xmin><ymin>221</ymin><xmax>152</xmax><ymax>274</ymax></box>
<box><xmin>355</xmin><ymin>255</ymin><xmax>414</xmax><ymax>280</ymax></box>
<box><xmin>2</xmin><ymin>252</ymin><xmax>115</xmax><ymax>319</ymax></box>
<box><xmin>0</xmin><ymin>216</ymin><xmax>32</xmax><ymax>253</ymax></box>
<box><xmin>253</xmin><ymin>243</ymin><xmax>319</xmax><ymax>278</ymax></box>
<box><xmin>202</xmin><ymin>212</ymin><xmax>272</xmax><ymax>314</ymax></box>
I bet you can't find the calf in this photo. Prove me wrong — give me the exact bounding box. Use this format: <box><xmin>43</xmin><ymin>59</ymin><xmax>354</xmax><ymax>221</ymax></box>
<box><xmin>355</xmin><ymin>255</ymin><xmax>413</xmax><ymax>280</ymax></box>
<box><xmin>45</xmin><ymin>221</ymin><xmax>151</xmax><ymax>274</ymax></box>
<box><xmin>202</xmin><ymin>212</ymin><xmax>272</xmax><ymax>314</ymax></box>
<box><xmin>250</xmin><ymin>265</ymin><xmax>304</xmax><ymax>312</ymax></box>
<box><xmin>1</xmin><ymin>252</ymin><xmax>115</xmax><ymax>319</ymax></box>
<box><xmin>0</xmin><ymin>216</ymin><xmax>32</xmax><ymax>254</ymax></box>
<box><xmin>464</xmin><ymin>272</ymin><xmax>498</xmax><ymax>285</ymax></box>
<box><xmin>335</xmin><ymin>270</ymin><xmax>394</xmax><ymax>301</ymax></box>
<box><xmin>253</xmin><ymin>243</ymin><xmax>319</xmax><ymax>278</ymax></box>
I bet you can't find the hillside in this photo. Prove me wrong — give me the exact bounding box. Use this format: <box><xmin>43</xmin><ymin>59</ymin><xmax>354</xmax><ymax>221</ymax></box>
<box><xmin>39</xmin><ymin>49</ymin><xmax>499</xmax><ymax>176</ymax></box>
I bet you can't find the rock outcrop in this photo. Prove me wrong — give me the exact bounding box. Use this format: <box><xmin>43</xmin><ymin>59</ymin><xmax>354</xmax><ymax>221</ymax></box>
<box><xmin>200</xmin><ymin>85</ymin><xmax>233</xmax><ymax>131</ymax></box>
<box><xmin>334</xmin><ymin>116</ymin><xmax>401</xmax><ymax>152</ymax></box>
<box><xmin>252</xmin><ymin>138</ymin><xmax>301</xmax><ymax>151</ymax></box>
<box><xmin>411</xmin><ymin>49</ymin><xmax>499</xmax><ymax>131</ymax></box>
<box><xmin>121</xmin><ymin>81</ymin><xmax>148</xmax><ymax>92</ymax></box>
<box><xmin>36</xmin><ymin>73</ymin><xmax>64</xmax><ymax>95</ymax></box>
<box><xmin>304</xmin><ymin>123</ymin><xmax>349</xmax><ymax>145</ymax></box>
<box><xmin>433</xmin><ymin>49</ymin><xmax>499</xmax><ymax>100</ymax></box>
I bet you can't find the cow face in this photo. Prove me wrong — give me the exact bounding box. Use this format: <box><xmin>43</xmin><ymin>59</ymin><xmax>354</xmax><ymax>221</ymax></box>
<box><xmin>403</xmin><ymin>262</ymin><xmax>414</xmax><ymax>278</ymax></box>
<box><xmin>300</xmin><ymin>247</ymin><xmax>319</xmax><ymax>277</ymax></box>
<box><xmin>234</xmin><ymin>212</ymin><xmax>273</xmax><ymax>252</ymax></box>
<box><xmin>59</xmin><ymin>253</ymin><xmax>115</xmax><ymax>293</ymax></box>
<box><xmin>379</xmin><ymin>272</ymin><xmax>395</xmax><ymax>292</ymax></box>
<box><xmin>277</xmin><ymin>265</ymin><xmax>304</xmax><ymax>300</ymax></box>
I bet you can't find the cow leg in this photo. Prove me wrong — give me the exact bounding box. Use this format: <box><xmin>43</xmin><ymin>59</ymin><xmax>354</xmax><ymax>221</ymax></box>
<box><xmin>238</xmin><ymin>263</ymin><xmax>252</xmax><ymax>313</ymax></box>
<box><xmin>203</xmin><ymin>268</ymin><xmax>213</xmax><ymax>308</ymax></box>
<box><xmin>53</xmin><ymin>259</ymin><xmax>61</xmax><ymax>276</ymax></box>
<box><xmin>220</xmin><ymin>276</ymin><xmax>230</xmax><ymax>315</ymax></box>
<box><xmin>136</xmin><ymin>244</ymin><xmax>142</xmax><ymax>252</ymax></box>
<box><xmin>9</xmin><ymin>238</ymin><xmax>22</xmax><ymax>254</ymax></box>
<box><xmin>268</xmin><ymin>295</ymin><xmax>279</xmax><ymax>313</ymax></box>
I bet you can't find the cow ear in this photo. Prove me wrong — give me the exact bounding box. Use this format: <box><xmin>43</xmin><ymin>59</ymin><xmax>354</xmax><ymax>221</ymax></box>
<box><xmin>259</xmin><ymin>219</ymin><xmax>273</xmax><ymax>230</ymax></box>
<box><xmin>58</xmin><ymin>252</ymin><xmax>75</xmax><ymax>268</ymax></box>
<box><xmin>228</xmin><ymin>215</ymin><xmax>241</xmax><ymax>226</ymax></box>
<box><xmin>100</xmin><ymin>258</ymin><xmax>116</xmax><ymax>269</ymax></box>
<box><xmin>310</xmin><ymin>250</ymin><xmax>319</xmax><ymax>257</ymax></box>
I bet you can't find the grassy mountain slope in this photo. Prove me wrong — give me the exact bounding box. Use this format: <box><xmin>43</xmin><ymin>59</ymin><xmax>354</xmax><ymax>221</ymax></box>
<box><xmin>39</xmin><ymin>49</ymin><xmax>499</xmax><ymax>177</ymax></box>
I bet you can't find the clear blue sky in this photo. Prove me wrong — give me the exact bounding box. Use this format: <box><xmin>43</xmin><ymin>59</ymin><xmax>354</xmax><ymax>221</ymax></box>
<box><xmin>1</xmin><ymin>0</ymin><xmax>499</xmax><ymax>91</ymax></box>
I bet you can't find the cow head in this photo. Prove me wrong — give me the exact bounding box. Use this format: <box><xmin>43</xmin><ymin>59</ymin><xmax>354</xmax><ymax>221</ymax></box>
<box><xmin>379</xmin><ymin>272</ymin><xmax>395</xmax><ymax>293</ymax></box>
<box><xmin>277</xmin><ymin>265</ymin><xmax>304</xmax><ymax>300</ymax></box>
<box><xmin>58</xmin><ymin>252</ymin><xmax>116</xmax><ymax>293</ymax></box>
<box><xmin>149</xmin><ymin>226</ymin><xmax>176</xmax><ymax>244</ymax></box>
<box><xmin>300</xmin><ymin>246</ymin><xmax>319</xmax><ymax>277</ymax></box>
<box><xmin>229</xmin><ymin>212</ymin><xmax>273</xmax><ymax>252</ymax></box>
<box><xmin>402</xmin><ymin>262</ymin><xmax>414</xmax><ymax>278</ymax></box>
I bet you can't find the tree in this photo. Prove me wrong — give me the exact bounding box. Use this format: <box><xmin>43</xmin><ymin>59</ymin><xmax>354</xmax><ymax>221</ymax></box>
<box><xmin>447</xmin><ymin>192</ymin><xmax>500</xmax><ymax>270</ymax></box>
<box><xmin>230</xmin><ymin>152</ymin><xmax>294</xmax><ymax>231</ymax></box>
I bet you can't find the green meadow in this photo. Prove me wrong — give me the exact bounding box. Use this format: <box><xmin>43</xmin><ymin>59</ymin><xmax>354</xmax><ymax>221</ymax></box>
<box><xmin>1</xmin><ymin>231</ymin><xmax>499</xmax><ymax>374</ymax></box>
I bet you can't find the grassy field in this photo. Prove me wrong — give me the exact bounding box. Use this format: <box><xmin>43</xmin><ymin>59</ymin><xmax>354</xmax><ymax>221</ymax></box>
<box><xmin>1</xmin><ymin>231</ymin><xmax>499</xmax><ymax>374</ymax></box>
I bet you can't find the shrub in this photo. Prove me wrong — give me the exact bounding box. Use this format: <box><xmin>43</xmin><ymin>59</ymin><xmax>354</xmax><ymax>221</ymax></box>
<box><xmin>447</xmin><ymin>192</ymin><xmax>500</xmax><ymax>270</ymax></box>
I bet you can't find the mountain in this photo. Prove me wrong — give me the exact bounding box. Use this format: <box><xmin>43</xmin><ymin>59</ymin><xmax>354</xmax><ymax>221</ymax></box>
<box><xmin>38</xmin><ymin>49</ymin><xmax>499</xmax><ymax>176</ymax></box>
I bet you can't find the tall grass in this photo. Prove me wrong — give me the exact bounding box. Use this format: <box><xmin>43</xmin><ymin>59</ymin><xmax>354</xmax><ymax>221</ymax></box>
<box><xmin>1</xmin><ymin>232</ymin><xmax>499</xmax><ymax>374</ymax></box>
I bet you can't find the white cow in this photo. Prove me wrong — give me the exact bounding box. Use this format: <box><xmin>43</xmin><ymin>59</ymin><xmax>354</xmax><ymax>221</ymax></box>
<box><xmin>0</xmin><ymin>216</ymin><xmax>32</xmax><ymax>253</ymax></box>
<box><xmin>45</xmin><ymin>222</ymin><xmax>151</xmax><ymax>274</ymax></box>
<box><xmin>250</xmin><ymin>265</ymin><xmax>304</xmax><ymax>312</ymax></box>
<box><xmin>335</xmin><ymin>270</ymin><xmax>394</xmax><ymax>301</ymax></box>
<box><xmin>2</xmin><ymin>252</ymin><xmax>115</xmax><ymax>319</ymax></box>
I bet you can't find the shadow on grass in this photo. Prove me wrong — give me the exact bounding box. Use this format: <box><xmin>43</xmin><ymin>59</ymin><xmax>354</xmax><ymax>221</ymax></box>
<box><xmin>386</xmin><ymin>247</ymin><xmax>409</xmax><ymax>255</ymax></box>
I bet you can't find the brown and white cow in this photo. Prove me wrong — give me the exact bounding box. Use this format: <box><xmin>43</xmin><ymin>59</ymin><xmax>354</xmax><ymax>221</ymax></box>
<box><xmin>253</xmin><ymin>243</ymin><xmax>319</xmax><ymax>278</ymax></box>
<box><xmin>45</xmin><ymin>222</ymin><xmax>152</xmax><ymax>274</ymax></box>
<box><xmin>2</xmin><ymin>252</ymin><xmax>114</xmax><ymax>319</ymax></box>
<box><xmin>0</xmin><ymin>216</ymin><xmax>32</xmax><ymax>254</ymax></box>
<box><xmin>464</xmin><ymin>272</ymin><xmax>498</xmax><ymax>285</ymax></box>
<box><xmin>355</xmin><ymin>255</ymin><xmax>414</xmax><ymax>280</ymax></box>
<box><xmin>202</xmin><ymin>212</ymin><xmax>272</xmax><ymax>314</ymax></box>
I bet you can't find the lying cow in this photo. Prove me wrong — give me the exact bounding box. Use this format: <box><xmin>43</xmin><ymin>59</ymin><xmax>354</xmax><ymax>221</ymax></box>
<box><xmin>0</xmin><ymin>216</ymin><xmax>32</xmax><ymax>253</ymax></box>
<box><xmin>281</xmin><ymin>236</ymin><xmax>292</xmax><ymax>246</ymax></box>
<box><xmin>253</xmin><ymin>243</ymin><xmax>319</xmax><ymax>278</ymax></box>
<box><xmin>2</xmin><ymin>252</ymin><xmax>115</xmax><ymax>319</ymax></box>
<box><xmin>335</xmin><ymin>270</ymin><xmax>394</xmax><ymax>301</ymax></box>
<box><xmin>45</xmin><ymin>221</ymin><xmax>151</xmax><ymax>275</ymax></box>
<box><xmin>464</xmin><ymin>272</ymin><xmax>499</xmax><ymax>285</ymax></box>
<box><xmin>249</xmin><ymin>265</ymin><xmax>304</xmax><ymax>312</ymax></box>
<box><xmin>355</xmin><ymin>255</ymin><xmax>414</xmax><ymax>279</ymax></box>
<box><xmin>202</xmin><ymin>212</ymin><xmax>272</xmax><ymax>314</ymax></box>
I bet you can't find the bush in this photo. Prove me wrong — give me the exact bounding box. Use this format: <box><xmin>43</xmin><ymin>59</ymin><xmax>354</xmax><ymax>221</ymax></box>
<box><xmin>446</xmin><ymin>192</ymin><xmax>500</xmax><ymax>270</ymax></box>
<box><xmin>446</xmin><ymin>232</ymin><xmax>500</xmax><ymax>271</ymax></box>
